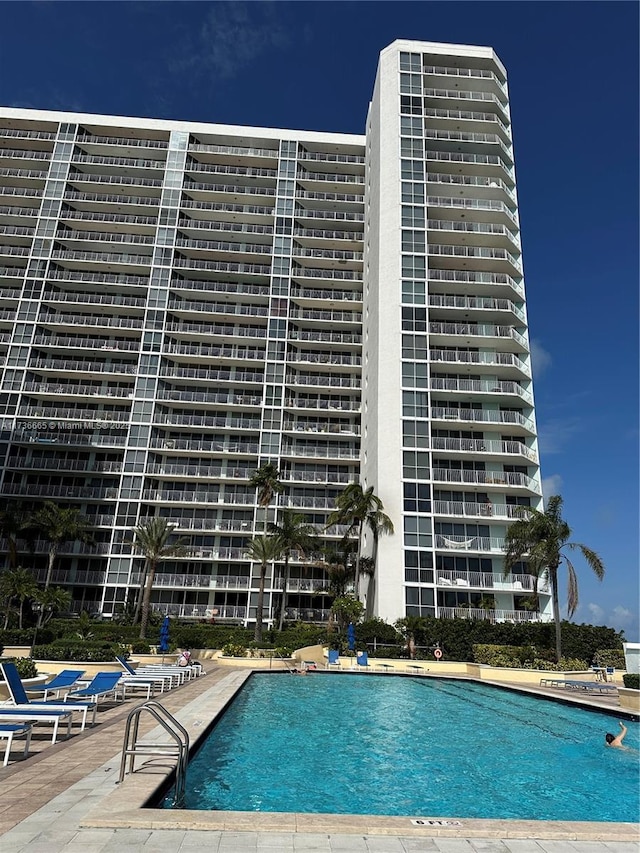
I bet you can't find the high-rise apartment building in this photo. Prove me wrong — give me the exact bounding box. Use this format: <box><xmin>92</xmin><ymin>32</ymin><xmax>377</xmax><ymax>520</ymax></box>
<box><xmin>0</xmin><ymin>39</ymin><xmax>550</xmax><ymax>627</ymax></box>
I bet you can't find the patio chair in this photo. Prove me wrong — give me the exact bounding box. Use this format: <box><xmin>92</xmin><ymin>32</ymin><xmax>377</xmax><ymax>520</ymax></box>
<box><xmin>0</xmin><ymin>706</ymin><xmax>73</xmax><ymax>744</ymax></box>
<box><xmin>326</xmin><ymin>650</ymin><xmax>340</xmax><ymax>669</ymax></box>
<box><xmin>23</xmin><ymin>669</ymin><xmax>85</xmax><ymax>700</ymax></box>
<box><xmin>0</xmin><ymin>723</ymin><xmax>32</xmax><ymax>766</ymax></box>
<box><xmin>116</xmin><ymin>656</ymin><xmax>182</xmax><ymax>690</ymax></box>
<box><xmin>66</xmin><ymin>671</ymin><xmax>123</xmax><ymax>704</ymax></box>
<box><xmin>356</xmin><ymin>651</ymin><xmax>370</xmax><ymax>668</ymax></box>
<box><xmin>0</xmin><ymin>662</ymin><xmax>98</xmax><ymax>731</ymax></box>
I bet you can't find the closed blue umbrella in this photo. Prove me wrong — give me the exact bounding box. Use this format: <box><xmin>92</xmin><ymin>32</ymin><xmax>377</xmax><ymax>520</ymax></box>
<box><xmin>347</xmin><ymin>622</ymin><xmax>356</xmax><ymax>651</ymax></box>
<box><xmin>158</xmin><ymin>616</ymin><xmax>170</xmax><ymax>662</ymax></box>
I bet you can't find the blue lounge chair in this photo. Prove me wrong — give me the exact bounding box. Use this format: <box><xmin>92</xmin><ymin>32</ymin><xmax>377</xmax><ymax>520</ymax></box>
<box><xmin>0</xmin><ymin>723</ymin><xmax>32</xmax><ymax>766</ymax></box>
<box><xmin>356</xmin><ymin>651</ymin><xmax>370</xmax><ymax>668</ymax></box>
<box><xmin>326</xmin><ymin>649</ymin><xmax>340</xmax><ymax>669</ymax></box>
<box><xmin>0</xmin><ymin>662</ymin><xmax>97</xmax><ymax>731</ymax></box>
<box><xmin>24</xmin><ymin>669</ymin><xmax>85</xmax><ymax>700</ymax></box>
<box><xmin>66</xmin><ymin>671</ymin><xmax>122</xmax><ymax>703</ymax></box>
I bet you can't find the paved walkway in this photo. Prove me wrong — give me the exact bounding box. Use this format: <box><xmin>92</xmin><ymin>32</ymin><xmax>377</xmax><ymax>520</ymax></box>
<box><xmin>0</xmin><ymin>669</ymin><xmax>637</xmax><ymax>852</ymax></box>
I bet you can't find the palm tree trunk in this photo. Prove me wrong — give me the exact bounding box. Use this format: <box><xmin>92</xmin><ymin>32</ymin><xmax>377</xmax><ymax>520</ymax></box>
<box><xmin>139</xmin><ymin>560</ymin><xmax>157</xmax><ymax>640</ymax></box>
<box><xmin>354</xmin><ymin>520</ymin><xmax>363</xmax><ymax>601</ymax></box>
<box><xmin>549</xmin><ymin>566</ymin><xmax>562</xmax><ymax>661</ymax></box>
<box><xmin>278</xmin><ymin>554</ymin><xmax>290</xmax><ymax>632</ymax></box>
<box><xmin>254</xmin><ymin>562</ymin><xmax>267</xmax><ymax>643</ymax></box>
<box><xmin>18</xmin><ymin>596</ymin><xmax>24</xmax><ymax>629</ymax></box>
<box><xmin>44</xmin><ymin>547</ymin><xmax>56</xmax><ymax>590</ymax></box>
<box><xmin>133</xmin><ymin>566</ymin><xmax>148</xmax><ymax>626</ymax></box>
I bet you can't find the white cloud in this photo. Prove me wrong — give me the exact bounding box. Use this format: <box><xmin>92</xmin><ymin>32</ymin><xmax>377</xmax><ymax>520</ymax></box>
<box><xmin>529</xmin><ymin>339</ymin><xmax>552</xmax><ymax>377</ymax></box>
<box><xmin>587</xmin><ymin>603</ymin><xmax>605</xmax><ymax>623</ymax></box>
<box><xmin>610</xmin><ymin>606</ymin><xmax>634</xmax><ymax>629</ymax></box>
<box><xmin>171</xmin><ymin>3</ymin><xmax>290</xmax><ymax>81</ymax></box>
<box><xmin>537</xmin><ymin>417</ymin><xmax>583</xmax><ymax>455</ymax></box>
<box><xmin>541</xmin><ymin>473</ymin><xmax>563</xmax><ymax>501</ymax></box>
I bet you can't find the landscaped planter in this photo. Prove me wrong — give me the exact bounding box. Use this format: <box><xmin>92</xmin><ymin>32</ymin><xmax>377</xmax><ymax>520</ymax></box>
<box><xmin>618</xmin><ymin>687</ymin><xmax>640</xmax><ymax>713</ymax></box>
<box><xmin>0</xmin><ymin>674</ymin><xmax>47</xmax><ymax>702</ymax></box>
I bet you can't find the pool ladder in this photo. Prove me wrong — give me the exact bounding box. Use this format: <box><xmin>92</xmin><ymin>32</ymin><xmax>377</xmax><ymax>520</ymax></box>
<box><xmin>118</xmin><ymin>701</ymin><xmax>190</xmax><ymax>806</ymax></box>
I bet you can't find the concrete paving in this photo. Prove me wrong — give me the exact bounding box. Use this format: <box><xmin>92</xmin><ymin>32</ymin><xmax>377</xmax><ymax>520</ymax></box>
<box><xmin>0</xmin><ymin>668</ymin><xmax>637</xmax><ymax>852</ymax></box>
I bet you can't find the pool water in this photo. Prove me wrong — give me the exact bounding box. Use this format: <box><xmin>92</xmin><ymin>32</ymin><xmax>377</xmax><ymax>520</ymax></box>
<box><xmin>162</xmin><ymin>673</ymin><xmax>640</xmax><ymax>822</ymax></box>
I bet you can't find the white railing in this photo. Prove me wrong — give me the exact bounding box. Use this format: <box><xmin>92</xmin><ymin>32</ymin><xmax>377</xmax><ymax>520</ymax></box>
<box><xmin>433</xmin><ymin>500</ymin><xmax>524</xmax><ymax>519</ymax></box>
<box><xmin>429</xmin><ymin>378</ymin><xmax>531</xmax><ymax>403</ymax></box>
<box><xmin>430</xmin><ymin>406</ymin><xmax>534</xmax><ymax>430</ymax></box>
<box><xmin>437</xmin><ymin>607</ymin><xmax>543</xmax><ymax>623</ymax></box>
<box><xmin>430</xmin><ymin>436</ymin><xmax>537</xmax><ymax>461</ymax></box>
<box><xmin>281</xmin><ymin>445</ymin><xmax>359</xmax><ymax>459</ymax></box>
<box><xmin>150</xmin><ymin>603</ymin><xmax>247</xmax><ymax>620</ymax></box>
<box><xmin>428</xmin><ymin>322</ymin><xmax>526</xmax><ymax>347</ymax></box>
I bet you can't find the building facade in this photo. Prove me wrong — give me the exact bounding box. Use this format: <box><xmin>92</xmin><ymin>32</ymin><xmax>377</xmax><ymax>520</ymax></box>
<box><xmin>0</xmin><ymin>39</ymin><xmax>550</xmax><ymax>627</ymax></box>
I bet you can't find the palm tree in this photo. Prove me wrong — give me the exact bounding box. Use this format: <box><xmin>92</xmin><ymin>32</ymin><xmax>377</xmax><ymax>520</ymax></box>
<box><xmin>504</xmin><ymin>495</ymin><xmax>605</xmax><ymax>661</ymax></box>
<box><xmin>267</xmin><ymin>510</ymin><xmax>317</xmax><ymax>630</ymax></box>
<box><xmin>245</xmin><ymin>535</ymin><xmax>284</xmax><ymax>643</ymax></box>
<box><xmin>0</xmin><ymin>567</ymin><xmax>38</xmax><ymax>629</ymax></box>
<box><xmin>33</xmin><ymin>586</ymin><xmax>72</xmax><ymax>625</ymax></box>
<box><xmin>249</xmin><ymin>462</ymin><xmax>283</xmax><ymax>532</ymax></box>
<box><xmin>32</xmin><ymin>502</ymin><xmax>92</xmax><ymax>591</ymax></box>
<box><xmin>132</xmin><ymin>518</ymin><xmax>186</xmax><ymax>639</ymax></box>
<box><xmin>0</xmin><ymin>501</ymin><xmax>35</xmax><ymax>570</ymax></box>
<box><xmin>326</xmin><ymin>483</ymin><xmax>394</xmax><ymax>603</ymax></box>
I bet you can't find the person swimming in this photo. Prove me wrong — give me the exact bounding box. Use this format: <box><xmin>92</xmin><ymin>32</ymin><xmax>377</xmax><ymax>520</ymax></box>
<box><xmin>605</xmin><ymin>721</ymin><xmax>628</xmax><ymax>749</ymax></box>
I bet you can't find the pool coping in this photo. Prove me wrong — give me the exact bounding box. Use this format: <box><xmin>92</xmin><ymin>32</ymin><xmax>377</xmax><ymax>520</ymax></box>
<box><xmin>80</xmin><ymin>669</ymin><xmax>640</xmax><ymax>842</ymax></box>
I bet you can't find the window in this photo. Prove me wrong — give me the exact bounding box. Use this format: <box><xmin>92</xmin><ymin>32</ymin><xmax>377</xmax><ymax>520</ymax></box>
<box><xmin>402</xmin><ymin>451</ymin><xmax>430</xmax><ymax>480</ymax></box>
<box><xmin>402</xmin><ymin>362</ymin><xmax>428</xmax><ymax>388</ymax></box>
<box><xmin>401</xmin><ymin>256</ymin><xmax>426</xmax><ymax>279</ymax></box>
<box><xmin>400</xmin><ymin>73</ymin><xmax>422</xmax><ymax>95</ymax></box>
<box><xmin>402</xmin><ymin>230</ymin><xmax>425</xmax><ymax>253</ymax></box>
<box><xmin>402</xmin><ymin>306</ymin><xmax>427</xmax><ymax>331</ymax></box>
<box><xmin>400</xmin><ymin>138</ymin><xmax>424</xmax><ymax>158</ymax></box>
<box><xmin>403</xmin><ymin>482</ymin><xmax>431</xmax><ymax>512</ymax></box>
<box><xmin>402</xmin><ymin>334</ymin><xmax>428</xmax><ymax>360</ymax></box>
<box><xmin>403</xmin><ymin>420</ymin><xmax>429</xmax><ymax>448</ymax></box>
<box><xmin>401</xmin><ymin>160</ymin><xmax>425</xmax><ymax>181</ymax></box>
<box><xmin>401</xmin><ymin>205</ymin><xmax>425</xmax><ymax>228</ymax></box>
<box><xmin>401</xmin><ymin>280</ymin><xmax>426</xmax><ymax>304</ymax></box>
<box><xmin>401</xmin><ymin>182</ymin><xmax>425</xmax><ymax>205</ymax></box>
<box><xmin>399</xmin><ymin>52</ymin><xmax>421</xmax><ymax>72</ymax></box>
<box><xmin>403</xmin><ymin>391</ymin><xmax>429</xmax><ymax>418</ymax></box>
<box><xmin>400</xmin><ymin>116</ymin><xmax>423</xmax><ymax>137</ymax></box>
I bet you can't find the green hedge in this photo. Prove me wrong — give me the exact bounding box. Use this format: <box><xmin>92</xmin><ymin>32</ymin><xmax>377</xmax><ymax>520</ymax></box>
<box><xmin>32</xmin><ymin>641</ymin><xmax>128</xmax><ymax>662</ymax></box>
<box><xmin>0</xmin><ymin>628</ymin><xmax>55</xmax><ymax>646</ymax></box>
<box><xmin>592</xmin><ymin>649</ymin><xmax>626</xmax><ymax>669</ymax></box>
<box><xmin>0</xmin><ymin>656</ymin><xmax>38</xmax><ymax>679</ymax></box>
<box><xmin>622</xmin><ymin>673</ymin><xmax>639</xmax><ymax>690</ymax></box>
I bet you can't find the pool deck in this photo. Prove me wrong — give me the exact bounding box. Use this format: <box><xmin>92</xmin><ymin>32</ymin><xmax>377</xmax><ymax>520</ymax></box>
<box><xmin>0</xmin><ymin>668</ymin><xmax>638</xmax><ymax>853</ymax></box>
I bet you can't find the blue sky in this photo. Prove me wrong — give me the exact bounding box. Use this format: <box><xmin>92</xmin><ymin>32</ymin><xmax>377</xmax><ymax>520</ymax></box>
<box><xmin>1</xmin><ymin>1</ymin><xmax>638</xmax><ymax>640</ymax></box>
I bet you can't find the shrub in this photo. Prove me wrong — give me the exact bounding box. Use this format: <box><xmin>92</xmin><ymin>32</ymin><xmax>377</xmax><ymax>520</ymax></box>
<box><xmin>221</xmin><ymin>642</ymin><xmax>247</xmax><ymax>658</ymax></box>
<box><xmin>622</xmin><ymin>673</ymin><xmax>639</xmax><ymax>690</ymax></box>
<box><xmin>2</xmin><ymin>656</ymin><xmax>38</xmax><ymax>679</ymax></box>
<box><xmin>592</xmin><ymin>649</ymin><xmax>626</xmax><ymax>670</ymax></box>
<box><xmin>32</xmin><ymin>642</ymin><xmax>127</xmax><ymax>662</ymax></box>
<box><xmin>130</xmin><ymin>642</ymin><xmax>153</xmax><ymax>655</ymax></box>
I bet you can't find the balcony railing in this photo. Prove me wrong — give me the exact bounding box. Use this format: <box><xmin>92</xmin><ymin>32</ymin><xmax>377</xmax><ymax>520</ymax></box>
<box><xmin>429</xmin><ymin>349</ymin><xmax>529</xmax><ymax>374</ymax></box>
<box><xmin>284</xmin><ymin>607</ymin><xmax>330</xmax><ymax>622</ymax></box>
<box><xmin>430</xmin><ymin>406</ymin><xmax>534</xmax><ymax>430</ymax></box>
<box><xmin>432</xmin><ymin>468</ymin><xmax>537</xmax><ymax>490</ymax></box>
<box><xmin>149</xmin><ymin>438</ymin><xmax>258</xmax><ymax>454</ymax></box>
<box><xmin>428</xmin><ymin>293</ymin><xmax>524</xmax><ymax>321</ymax></box>
<box><xmin>433</xmin><ymin>500</ymin><xmax>524</xmax><ymax>519</ymax></box>
<box><xmin>431</xmin><ymin>437</ymin><xmax>537</xmax><ymax>462</ymax></box>
<box><xmin>1</xmin><ymin>483</ymin><xmax>118</xmax><ymax>499</ymax></box>
<box><xmin>30</xmin><ymin>358</ymin><xmax>138</xmax><ymax>374</ymax></box>
<box><xmin>429</xmin><ymin>378</ymin><xmax>532</xmax><ymax>403</ymax></box>
<box><xmin>428</xmin><ymin>322</ymin><xmax>526</xmax><ymax>347</ymax></box>
<box><xmin>437</xmin><ymin>607</ymin><xmax>542</xmax><ymax>622</ymax></box>
<box><xmin>150</xmin><ymin>603</ymin><xmax>247</xmax><ymax>620</ymax></box>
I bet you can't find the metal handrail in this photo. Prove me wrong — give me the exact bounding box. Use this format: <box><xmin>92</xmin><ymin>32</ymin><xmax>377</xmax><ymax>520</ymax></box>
<box><xmin>119</xmin><ymin>701</ymin><xmax>190</xmax><ymax>806</ymax></box>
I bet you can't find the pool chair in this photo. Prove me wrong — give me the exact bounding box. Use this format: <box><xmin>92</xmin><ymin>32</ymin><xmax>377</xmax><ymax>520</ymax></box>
<box><xmin>0</xmin><ymin>723</ymin><xmax>32</xmax><ymax>766</ymax></box>
<box><xmin>326</xmin><ymin>650</ymin><xmax>341</xmax><ymax>669</ymax></box>
<box><xmin>356</xmin><ymin>651</ymin><xmax>370</xmax><ymax>669</ymax></box>
<box><xmin>66</xmin><ymin>671</ymin><xmax>123</xmax><ymax>704</ymax></box>
<box><xmin>0</xmin><ymin>662</ymin><xmax>98</xmax><ymax>731</ymax></box>
<box><xmin>0</xmin><ymin>705</ymin><xmax>73</xmax><ymax>744</ymax></box>
<box><xmin>24</xmin><ymin>669</ymin><xmax>85</xmax><ymax>700</ymax></box>
<box><xmin>116</xmin><ymin>656</ymin><xmax>184</xmax><ymax>690</ymax></box>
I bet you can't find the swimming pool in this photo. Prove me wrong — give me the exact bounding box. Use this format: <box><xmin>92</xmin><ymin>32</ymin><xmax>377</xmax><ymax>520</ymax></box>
<box><xmin>161</xmin><ymin>673</ymin><xmax>639</xmax><ymax>822</ymax></box>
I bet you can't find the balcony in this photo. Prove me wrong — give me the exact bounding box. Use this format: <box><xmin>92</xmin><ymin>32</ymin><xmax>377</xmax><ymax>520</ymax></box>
<box><xmin>294</xmin><ymin>208</ymin><xmax>364</xmax><ymax>223</ymax></box>
<box><xmin>77</xmin><ymin>134</ymin><xmax>168</xmax><ymax>149</ymax></box>
<box><xmin>437</xmin><ymin>607</ymin><xmax>542</xmax><ymax>623</ymax></box>
<box><xmin>19</xmin><ymin>404</ymin><xmax>130</xmax><ymax>422</ymax></box>
<box><xmin>430</xmin><ymin>406</ymin><xmax>534</xmax><ymax>431</ymax></box>
<box><xmin>432</xmin><ymin>468</ymin><xmax>538</xmax><ymax>491</ymax></box>
<box><xmin>154</xmin><ymin>413</ymin><xmax>260</xmax><ymax>429</ymax></box>
<box><xmin>428</xmin><ymin>293</ymin><xmax>524</xmax><ymax>322</ymax></box>
<box><xmin>149</xmin><ymin>437</ymin><xmax>258</xmax><ymax>454</ymax></box>
<box><xmin>23</xmin><ymin>381</ymin><xmax>134</xmax><ymax>398</ymax></box>
<box><xmin>42</xmin><ymin>291</ymin><xmax>146</xmax><ymax>308</ymax></box>
<box><xmin>429</xmin><ymin>349</ymin><xmax>530</xmax><ymax>377</ymax></box>
<box><xmin>189</xmin><ymin>142</ymin><xmax>278</xmax><ymax>158</ymax></box>
<box><xmin>38</xmin><ymin>313</ymin><xmax>143</xmax><ymax>330</ymax></box>
<box><xmin>287</xmin><ymin>374</ymin><xmax>361</xmax><ymax>389</ymax></box>
<box><xmin>431</xmin><ymin>437</ymin><xmax>537</xmax><ymax>463</ymax></box>
<box><xmin>30</xmin><ymin>358</ymin><xmax>138</xmax><ymax>375</ymax></box>
<box><xmin>428</xmin><ymin>244</ymin><xmax>522</xmax><ymax>275</ymax></box>
<box><xmin>150</xmin><ymin>603</ymin><xmax>247</xmax><ymax>621</ymax></box>
<box><xmin>284</xmin><ymin>607</ymin><xmax>330</xmax><ymax>623</ymax></box>
<box><xmin>163</xmin><ymin>342</ymin><xmax>265</xmax><ymax>360</ymax></box>
<box><xmin>426</xmin><ymin>172</ymin><xmax>515</xmax><ymax>202</ymax></box>
<box><xmin>433</xmin><ymin>500</ymin><xmax>524</xmax><ymax>520</ymax></box>
<box><xmin>428</xmin><ymin>321</ymin><xmax>527</xmax><ymax>349</ymax></box>
<box><xmin>6</xmin><ymin>457</ymin><xmax>122</xmax><ymax>472</ymax></box>
<box><xmin>426</xmin><ymin>194</ymin><xmax>517</xmax><ymax>225</ymax></box>
<box><xmin>429</xmin><ymin>378</ymin><xmax>532</xmax><ymax>404</ymax></box>
<box><xmin>281</xmin><ymin>445</ymin><xmax>360</xmax><ymax>460</ymax></box>
<box><xmin>435</xmin><ymin>565</ymin><xmax>549</xmax><ymax>594</ymax></box>
<box><xmin>165</xmin><ymin>321</ymin><xmax>266</xmax><ymax>339</ymax></box>
<box><xmin>289</xmin><ymin>352</ymin><xmax>361</xmax><ymax>367</ymax></box>
<box><xmin>178</xmin><ymin>218</ymin><xmax>273</xmax><ymax>235</ymax></box>
<box><xmin>1</xmin><ymin>483</ymin><xmax>118</xmax><ymax>499</ymax></box>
